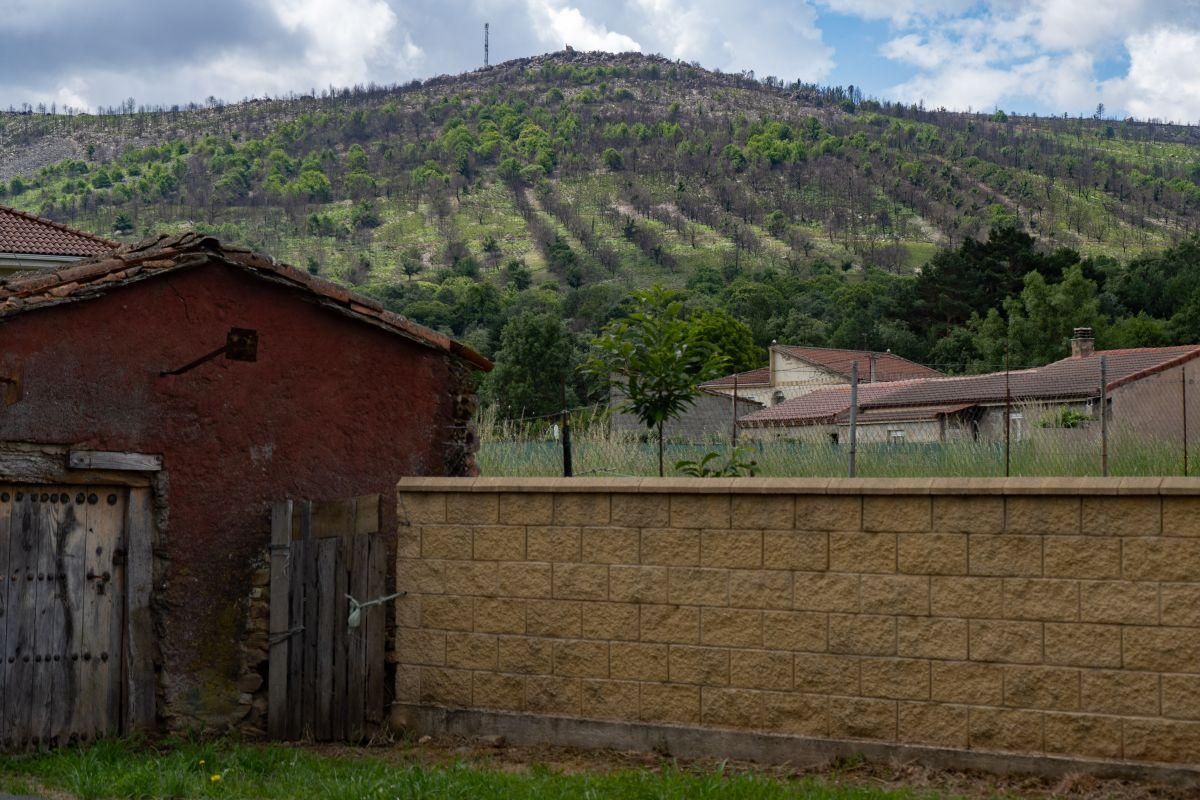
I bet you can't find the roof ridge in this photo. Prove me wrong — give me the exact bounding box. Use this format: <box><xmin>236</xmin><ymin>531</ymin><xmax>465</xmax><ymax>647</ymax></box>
<box><xmin>0</xmin><ymin>203</ymin><xmax>119</xmax><ymax>249</ymax></box>
<box><xmin>777</xmin><ymin>344</ymin><xmax>929</xmax><ymax>361</ymax></box>
<box><xmin>1100</xmin><ymin>344</ymin><xmax>1200</xmax><ymax>356</ymax></box>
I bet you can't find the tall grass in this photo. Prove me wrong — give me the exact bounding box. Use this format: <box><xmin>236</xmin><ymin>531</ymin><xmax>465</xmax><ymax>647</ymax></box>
<box><xmin>478</xmin><ymin>407</ymin><xmax>1192</xmax><ymax>478</ymax></box>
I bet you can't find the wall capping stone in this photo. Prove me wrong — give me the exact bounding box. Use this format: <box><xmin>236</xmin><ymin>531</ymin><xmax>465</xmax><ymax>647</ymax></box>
<box><xmin>397</xmin><ymin>476</ymin><xmax>1200</xmax><ymax>496</ymax></box>
<box><xmin>393</xmin><ymin>705</ymin><xmax>1200</xmax><ymax>787</ymax></box>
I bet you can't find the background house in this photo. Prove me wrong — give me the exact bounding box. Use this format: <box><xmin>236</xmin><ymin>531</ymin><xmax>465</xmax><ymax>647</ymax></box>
<box><xmin>611</xmin><ymin>344</ymin><xmax>946</xmax><ymax>442</ymax></box>
<box><xmin>740</xmin><ymin>329</ymin><xmax>1200</xmax><ymax>448</ymax></box>
<box><xmin>0</xmin><ymin>233</ymin><xmax>490</xmax><ymax>737</ymax></box>
<box><xmin>0</xmin><ymin>204</ymin><xmax>116</xmax><ymax>276</ymax></box>
<box><xmin>701</xmin><ymin>345</ymin><xmax>943</xmax><ymax>407</ymax></box>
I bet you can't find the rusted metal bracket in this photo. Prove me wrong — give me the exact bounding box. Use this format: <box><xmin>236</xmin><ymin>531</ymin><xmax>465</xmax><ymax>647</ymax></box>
<box><xmin>160</xmin><ymin>328</ymin><xmax>258</xmax><ymax>377</ymax></box>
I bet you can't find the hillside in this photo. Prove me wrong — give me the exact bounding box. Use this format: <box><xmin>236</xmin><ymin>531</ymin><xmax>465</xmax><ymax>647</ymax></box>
<box><xmin>5</xmin><ymin>51</ymin><xmax>1200</xmax><ymax>270</ymax></box>
<box><xmin>4</xmin><ymin>50</ymin><xmax>1200</xmax><ymax>409</ymax></box>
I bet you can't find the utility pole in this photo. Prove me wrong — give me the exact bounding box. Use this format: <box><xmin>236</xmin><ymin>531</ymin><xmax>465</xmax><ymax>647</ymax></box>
<box><xmin>484</xmin><ymin>23</ymin><xmax>490</xmax><ymax>68</ymax></box>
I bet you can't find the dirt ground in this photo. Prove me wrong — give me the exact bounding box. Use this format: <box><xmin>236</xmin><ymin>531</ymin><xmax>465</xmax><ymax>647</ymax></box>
<box><xmin>312</xmin><ymin>734</ymin><xmax>1199</xmax><ymax>800</ymax></box>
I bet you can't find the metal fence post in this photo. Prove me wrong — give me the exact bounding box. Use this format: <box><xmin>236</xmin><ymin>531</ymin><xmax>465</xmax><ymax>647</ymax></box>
<box><xmin>1184</xmin><ymin>366</ymin><xmax>1189</xmax><ymax>477</ymax></box>
<box><xmin>1004</xmin><ymin>360</ymin><xmax>1011</xmax><ymax>477</ymax></box>
<box><xmin>848</xmin><ymin>362</ymin><xmax>858</xmax><ymax>478</ymax></box>
<box><xmin>1100</xmin><ymin>355</ymin><xmax>1108</xmax><ymax>477</ymax></box>
<box><xmin>731</xmin><ymin>373</ymin><xmax>739</xmax><ymax>448</ymax></box>
<box><xmin>561</xmin><ymin>378</ymin><xmax>573</xmax><ymax>478</ymax></box>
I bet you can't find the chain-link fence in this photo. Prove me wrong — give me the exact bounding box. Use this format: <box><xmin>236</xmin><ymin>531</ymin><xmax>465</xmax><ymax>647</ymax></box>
<box><xmin>479</xmin><ymin>356</ymin><xmax>1200</xmax><ymax>478</ymax></box>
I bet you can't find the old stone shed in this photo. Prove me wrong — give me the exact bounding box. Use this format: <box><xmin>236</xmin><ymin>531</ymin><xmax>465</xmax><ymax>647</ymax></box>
<box><xmin>0</xmin><ymin>233</ymin><xmax>490</xmax><ymax>736</ymax></box>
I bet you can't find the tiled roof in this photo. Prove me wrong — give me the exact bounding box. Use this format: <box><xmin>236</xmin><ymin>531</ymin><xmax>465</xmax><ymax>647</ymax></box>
<box><xmin>868</xmin><ymin>346</ymin><xmax>1200</xmax><ymax>409</ymax></box>
<box><xmin>0</xmin><ymin>232</ymin><xmax>492</xmax><ymax>371</ymax></box>
<box><xmin>700</xmin><ymin>366</ymin><xmax>770</xmax><ymax>389</ymax></box>
<box><xmin>777</xmin><ymin>346</ymin><xmax>944</xmax><ymax>381</ymax></box>
<box><xmin>740</xmin><ymin>345</ymin><xmax>1200</xmax><ymax>427</ymax></box>
<box><xmin>836</xmin><ymin>404</ymin><xmax>978</xmax><ymax>424</ymax></box>
<box><xmin>741</xmin><ymin>382</ymin><xmax>905</xmax><ymax>426</ymax></box>
<box><xmin>0</xmin><ymin>205</ymin><xmax>117</xmax><ymax>257</ymax></box>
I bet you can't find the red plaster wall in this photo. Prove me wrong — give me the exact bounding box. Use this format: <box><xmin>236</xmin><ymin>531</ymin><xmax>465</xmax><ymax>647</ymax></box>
<box><xmin>0</xmin><ymin>263</ymin><xmax>462</xmax><ymax>724</ymax></box>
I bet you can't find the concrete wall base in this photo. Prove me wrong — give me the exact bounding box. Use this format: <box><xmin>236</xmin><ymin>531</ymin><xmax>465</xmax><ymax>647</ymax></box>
<box><xmin>392</xmin><ymin>704</ymin><xmax>1200</xmax><ymax>787</ymax></box>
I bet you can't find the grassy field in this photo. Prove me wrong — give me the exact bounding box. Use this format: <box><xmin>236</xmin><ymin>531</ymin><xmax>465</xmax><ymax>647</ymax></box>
<box><xmin>478</xmin><ymin>413</ymin><xmax>1191</xmax><ymax>478</ymax></box>
<box><xmin>0</xmin><ymin>739</ymin><xmax>951</xmax><ymax>800</ymax></box>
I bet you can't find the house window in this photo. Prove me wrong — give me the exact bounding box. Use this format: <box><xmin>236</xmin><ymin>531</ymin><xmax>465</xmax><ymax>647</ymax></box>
<box><xmin>829</xmin><ymin>432</ymin><xmax>839</xmax><ymax>445</ymax></box>
<box><xmin>772</xmin><ymin>390</ymin><xmax>785</xmax><ymax>405</ymax></box>
<box><xmin>888</xmin><ymin>428</ymin><xmax>905</xmax><ymax>442</ymax></box>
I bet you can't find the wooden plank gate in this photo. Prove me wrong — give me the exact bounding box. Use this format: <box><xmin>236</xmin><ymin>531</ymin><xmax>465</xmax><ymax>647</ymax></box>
<box><xmin>0</xmin><ymin>484</ymin><xmax>146</xmax><ymax>749</ymax></box>
<box><xmin>267</xmin><ymin>496</ymin><xmax>388</xmax><ymax>741</ymax></box>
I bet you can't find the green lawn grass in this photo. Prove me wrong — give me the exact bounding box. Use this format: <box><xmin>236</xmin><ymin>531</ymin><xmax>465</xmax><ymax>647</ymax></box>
<box><xmin>0</xmin><ymin>739</ymin><xmax>951</xmax><ymax>800</ymax></box>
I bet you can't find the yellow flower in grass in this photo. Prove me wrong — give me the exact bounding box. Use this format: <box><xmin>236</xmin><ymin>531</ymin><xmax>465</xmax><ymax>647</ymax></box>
<box><xmin>210</xmin><ymin>774</ymin><xmax>222</xmax><ymax>783</ymax></box>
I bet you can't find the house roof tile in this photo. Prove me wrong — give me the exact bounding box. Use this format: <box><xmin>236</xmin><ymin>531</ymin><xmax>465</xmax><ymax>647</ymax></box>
<box><xmin>0</xmin><ymin>205</ymin><xmax>118</xmax><ymax>258</ymax></box>
<box><xmin>0</xmin><ymin>232</ymin><xmax>492</xmax><ymax>371</ymax></box>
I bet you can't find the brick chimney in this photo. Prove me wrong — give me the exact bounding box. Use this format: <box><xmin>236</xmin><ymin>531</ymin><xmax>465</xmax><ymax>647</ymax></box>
<box><xmin>1071</xmin><ymin>327</ymin><xmax>1095</xmax><ymax>358</ymax></box>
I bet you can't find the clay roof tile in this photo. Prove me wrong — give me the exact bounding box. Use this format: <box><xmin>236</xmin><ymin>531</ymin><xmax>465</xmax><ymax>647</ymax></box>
<box><xmin>0</xmin><ymin>204</ymin><xmax>118</xmax><ymax>257</ymax></box>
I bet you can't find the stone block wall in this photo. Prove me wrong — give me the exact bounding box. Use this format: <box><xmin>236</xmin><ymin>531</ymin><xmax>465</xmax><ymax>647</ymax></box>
<box><xmin>394</xmin><ymin>477</ymin><xmax>1200</xmax><ymax>767</ymax></box>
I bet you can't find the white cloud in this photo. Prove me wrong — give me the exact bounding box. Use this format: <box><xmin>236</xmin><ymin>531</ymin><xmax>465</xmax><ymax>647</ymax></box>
<box><xmin>852</xmin><ymin>0</ymin><xmax>1200</xmax><ymax>118</ymax></box>
<box><xmin>525</xmin><ymin>0</ymin><xmax>641</xmax><ymax>52</ymax></box>
<box><xmin>629</xmin><ymin>0</ymin><xmax>711</xmax><ymax>60</ymax></box>
<box><xmin>0</xmin><ymin>0</ymin><xmax>423</xmax><ymax>110</ymax></box>
<box><xmin>1102</xmin><ymin>27</ymin><xmax>1200</xmax><ymax>122</ymax></box>
<box><xmin>1022</xmin><ymin>0</ymin><xmax>1146</xmax><ymax>50</ymax></box>
<box><xmin>631</xmin><ymin>0</ymin><xmax>834</xmax><ymax>82</ymax></box>
<box><xmin>265</xmin><ymin>0</ymin><xmax>421</xmax><ymax>89</ymax></box>
<box><xmin>820</xmin><ymin>0</ymin><xmax>973</xmax><ymax>25</ymax></box>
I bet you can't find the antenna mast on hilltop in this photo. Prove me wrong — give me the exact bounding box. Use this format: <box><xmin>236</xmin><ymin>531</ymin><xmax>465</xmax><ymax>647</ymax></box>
<box><xmin>484</xmin><ymin>23</ymin><xmax>489</xmax><ymax>67</ymax></box>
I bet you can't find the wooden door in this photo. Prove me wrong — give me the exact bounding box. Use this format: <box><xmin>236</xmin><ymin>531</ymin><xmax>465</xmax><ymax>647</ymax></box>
<box><xmin>267</xmin><ymin>497</ymin><xmax>388</xmax><ymax>742</ymax></box>
<box><xmin>0</xmin><ymin>485</ymin><xmax>126</xmax><ymax>748</ymax></box>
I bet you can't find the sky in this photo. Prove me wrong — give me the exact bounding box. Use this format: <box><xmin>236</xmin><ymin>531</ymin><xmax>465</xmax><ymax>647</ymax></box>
<box><xmin>3</xmin><ymin>0</ymin><xmax>1200</xmax><ymax>122</ymax></box>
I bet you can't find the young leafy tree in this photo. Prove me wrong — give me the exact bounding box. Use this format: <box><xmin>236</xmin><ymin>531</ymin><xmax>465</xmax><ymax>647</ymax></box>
<box><xmin>687</xmin><ymin>308</ymin><xmax>761</xmax><ymax>373</ymax></box>
<box><xmin>485</xmin><ymin>312</ymin><xmax>580</xmax><ymax>417</ymax></box>
<box><xmin>587</xmin><ymin>286</ymin><xmax>728</xmax><ymax>476</ymax></box>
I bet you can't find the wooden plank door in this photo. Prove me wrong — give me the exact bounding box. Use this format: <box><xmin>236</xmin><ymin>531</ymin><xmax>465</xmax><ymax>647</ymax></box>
<box><xmin>0</xmin><ymin>487</ymin><xmax>12</xmax><ymax>747</ymax></box>
<box><xmin>267</xmin><ymin>497</ymin><xmax>388</xmax><ymax>742</ymax></box>
<box><xmin>6</xmin><ymin>489</ymin><xmax>41</xmax><ymax>746</ymax></box>
<box><xmin>0</xmin><ymin>486</ymin><xmax>127</xmax><ymax>750</ymax></box>
<box><xmin>31</xmin><ymin>490</ymin><xmax>68</xmax><ymax>745</ymax></box>
<box><xmin>80</xmin><ymin>489</ymin><xmax>126</xmax><ymax>740</ymax></box>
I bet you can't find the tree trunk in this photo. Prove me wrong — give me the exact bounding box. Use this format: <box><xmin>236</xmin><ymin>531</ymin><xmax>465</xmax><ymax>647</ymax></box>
<box><xmin>657</xmin><ymin>421</ymin><xmax>664</xmax><ymax>477</ymax></box>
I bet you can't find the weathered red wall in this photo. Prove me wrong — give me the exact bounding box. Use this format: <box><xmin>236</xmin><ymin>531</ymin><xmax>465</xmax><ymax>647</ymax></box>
<box><xmin>0</xmin><ymin>263</ymin><xmax>463</xmax><ymax>726</ymax></box>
